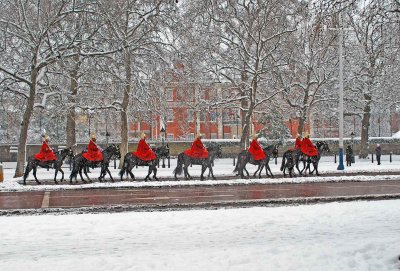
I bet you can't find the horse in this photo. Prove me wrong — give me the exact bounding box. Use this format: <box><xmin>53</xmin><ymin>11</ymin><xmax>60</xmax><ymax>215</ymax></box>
<box><xmin>302</xmin><ymin>141</ymin><xmax>330</xmax><ymax>176</ymax></box>
<box><xmin>173</xmin><ymin>143</ymin><xmax>222</xmax><ymax>181</ymax></box>
<box><xmin>119</xmin><ymin>145</ymin><xmax>170</xmax><ymax>181</ymax></box>
<box><xmin>233</xmin><ymin>145</ymin><xmax>273</xmax><ymax>179</ymax></box>
<box><xmin>22</xmin><ymin>147</ymin><xmax>74</xmax><ymax>185</ymax></box>
<box><xmin>252</xmin><ymin>143</ymin><xmax>281</xmax><ymax>178</ymax></box>
<box><xmin>69</xmin><ymin>144</ymin><xmax>120</xmax><ymax>184</ymax></box>
<box><xmin>280</xmin><ymin>149</ymin><xmax>305</xmax><ymax>177</ymax></box>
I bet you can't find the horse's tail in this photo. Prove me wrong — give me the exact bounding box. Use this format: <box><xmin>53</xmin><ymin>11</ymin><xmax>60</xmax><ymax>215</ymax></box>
<box><xmin>173</xmin><ymin>153</ymin><xmax>183</xmax><ymax>176</ymax></box>
<box><xmin>69</xmin><ymin>158</ymin><xmax>78</xmax><ymax>180</ymax></box>
<box><xmin>23</xmin><ymin>161</ymin><xmax>30</xmax><ymax>180</ymax></box>
<box><xmin>280</xmin><ymin>152</ymin><xmax>286</xmax><ymax>171</ymax></box>
<box><xmin>233</xmin><ymin>154</ymin><xmax>240</xmax><ymax>173</ymax></box>
<box><xmin>119</xmin><ymin>155</ymin><xmax>128</xmax><ymax>177</ymax></box>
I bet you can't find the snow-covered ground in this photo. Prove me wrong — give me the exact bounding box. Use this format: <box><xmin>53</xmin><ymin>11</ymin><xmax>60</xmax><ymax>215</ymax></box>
<box><xmin>0</xmin><ymin>200</ymin><xmax>399</xmax><ymax>271</ymax></box>
<box><xmin>1</xmin><ymin>155</ymin><xmax>400</xmax><ymax>191</ymax></box>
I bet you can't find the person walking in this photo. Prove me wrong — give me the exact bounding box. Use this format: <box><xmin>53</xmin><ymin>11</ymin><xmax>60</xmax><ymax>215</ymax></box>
<box><xmin>375</xmin><ymin>144</ymin><xmax>382</xmax><ymax>165</ymax></box>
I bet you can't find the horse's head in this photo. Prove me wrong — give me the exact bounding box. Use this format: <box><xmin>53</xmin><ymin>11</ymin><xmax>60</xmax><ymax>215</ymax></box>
<box><xmin>104</xmin><ymin>144</ymin><xmax>121</xmax><ymax>159</ymax></box>
<box><xmin>264</xmin><ymin>144</ymin><xmax>279</xmax><ymax>159</ymax></box>
<box><xmin>272</xmin><ymin>144</ymin><xmax>280</xmax><ymax>158</ymax></box>
<box><xmin>59</xmin><ymin>147</ymin><xmax>74</xmax><ymax>160</ymax></box>
<box><xmin>317</xmin><ymin>141</ymin><xmax>330</xmax><ymax>153</ymax></box>
<box><xmin>154</xmin><ymin>144</ymin><xmax>170</xmax><ymax>158</ymax></box>
<box><xmin>207</xmin><ymin>143</ymin><xmax>222</xmax><ymax>158</ymax></box>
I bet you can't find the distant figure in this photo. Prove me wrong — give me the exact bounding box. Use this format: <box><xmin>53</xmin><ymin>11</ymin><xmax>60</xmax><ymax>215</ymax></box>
<box><xmin>346</xmin><ymin>145</ymin><xmax>353</xmax><ymax>167</ymax></box>
<box><xmin>375</xmin><ymin>144</ymin><xmax>382</xmax><ymax>165</ymax></box>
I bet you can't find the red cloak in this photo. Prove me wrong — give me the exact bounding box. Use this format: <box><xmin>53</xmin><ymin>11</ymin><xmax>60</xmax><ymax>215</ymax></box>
<box><xmin>301</xmin><ymin>138</ymin><xmax>318</xmax><ymax>157</ymax></box>
<box><xmin>184</xmin><ymin>138</ymin><xmax>209</xmax><ymax>159</ymax></box>
<box><xmin>132</xmin><ymin>139</ymin><xmax>156</xmax><ymax>161</ymax></box>
<box><xmin>289</xmin><ymin>137</ymin><xmax>303</xmax><ymax>151</ymax></box>
<box><xmin>82</xmin><ymin>140</ymin><xmax>104</xmax><ymax>161</ymax></box>
<box><xmin>248</xmin><ymin>139</ymin><xmax>266</xmax><ymax>161</ymax></box>
<box><xmin>34</xmin><ymin>141</ymin><xmax>57</xmax><ymax>161</ymax></box>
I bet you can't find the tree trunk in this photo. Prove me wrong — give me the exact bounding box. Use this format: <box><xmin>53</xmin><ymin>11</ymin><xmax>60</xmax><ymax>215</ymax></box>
<box><xmin>359</xmin><ymin>94</ymin><xmax>371</xmax><ymax>159</ymax></box>
<box><xmin>14</xmin><ymin>69</ymin><xmax>38</xmax><ymax>177</ymax></box>
<box><xmin>66</xmin><ymin>54</ymin><xmax>80</xmax><ymax>151</ymax></box>
<box><xmin>119</xmin><ymin>50</ymin><xmax>131</xmax><ymax>168</ymax></box>
<box><xmin>297</xmin><ymin>117</ymin><xmax>305</xmax><ymax>135</ymax></box>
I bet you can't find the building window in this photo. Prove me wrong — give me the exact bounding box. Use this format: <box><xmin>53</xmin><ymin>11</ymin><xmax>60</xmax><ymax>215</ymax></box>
<box><xmin>210</xmin><ymin>111</ymin><xmax>217</xmax><ymax>122</ymax></box>
<box><xmin>167</xmin><ymin>109</ymin><xmax>174</xmax><ymax>122</ymax></box>
<box><xmin>187</xmin><ymin>109</ymin><xmax>194</xmax><ymax>122</ymax></box>
<box><xmin>200</xmin><ymin>111</ymin><xmax>206</xmax><ymax>122</ymax></box>
<box><xmin>187</xmin><ymin>133</ymin><xmax>194</xmax><ymax>140</ymax></box>
<box><xmin>224</xmin><ymin>133</ymin><xmax>231</xmax><ymax>139</ymax></box>
<box><xmin>165</xmin><ymin>88</ymin><xmax>173</xmax><ymax>101</ymax></box>
<box><xmin>210</xmin><ymin>133</ymin><xmax>217</xmax><ymax>139</ymax></box>
<box><xmin>167</xmin><ymin>133</ymin><xmax>174</xmax><ymax>140</ymax></box>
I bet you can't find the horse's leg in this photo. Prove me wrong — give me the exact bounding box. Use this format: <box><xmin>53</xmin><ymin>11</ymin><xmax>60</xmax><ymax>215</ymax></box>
<box><xmin>266</xmin><ymin>163</ymin><xmax>274</xmax><ymax>178</ymax></box>
<box><xmin>152</xmin><ymin>166</ymin><xmax>159</xmax><ymax>181</ymax></box>
<box><xmin>83</xmin><ymin>165</ymin><xmax>91</xmax><ymax>182</ymax></box>
<box><xmin>145</xmin><ymin>166</ymin><xmax>152</xmax><ymax>181</ymax></box>
<box><xmin>254</xmin><ymin>165</ymin><xmax>260</xmax><ymax>177</ymax></box>
<box><xmin>315</xmin><ymin>162</ymin><xmax>320</xmax><ymax>176</ymax></box>
<box><xmin>244</xmin><ymin>166</ymin><xmax>249</xmax><ymax>177</ymax></box>
<box><xmin>79</xmin><ymin>168</ymin><xmax>87</xmax><ymax>183</ymax></box>
<box><xmin>106</xmin><ymin>167</ymin><xmax>114</xmax><ymax>182</ymax></box>
<box><xmin>54</xmin><ymin>167</ymin><xmax>59</xmax><ymax>184</ymax></box>
<box><xmin>200</xmin><ymin>164</ymin><xmax>206</xmax><ymax>180</ymax></box>
<box><xmin>23</xmin><ymin>163</ymin><xmax>32</xmax><ymax>185</ymax></box>
<box><xmin>208</xmin><ymin>163</ymin><xmax>216</xmax><ymax>180</ymax></box>
<box><xmin>33</xmin><ymin>166</ymin><xmax>41</xmax><ymax>184</ymax></box>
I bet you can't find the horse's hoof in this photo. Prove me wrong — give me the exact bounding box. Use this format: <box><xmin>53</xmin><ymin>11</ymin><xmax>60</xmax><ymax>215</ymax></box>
<box><xmin>37</xmin><ymin>181</ymin><xmax>41</xmax><ymax>185</ymax></box>
<box><xmin>54</xmin><ymin>181</ymin><xmax>58</xmax><ymax>185</ymax></box>
<box><xmin>154</xmin><ymin>178</ymin><xmax>159</xmax><ymax>182</ymax></box>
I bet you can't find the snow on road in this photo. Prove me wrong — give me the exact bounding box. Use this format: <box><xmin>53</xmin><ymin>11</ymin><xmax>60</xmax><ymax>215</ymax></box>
<box><xmin>0</xmin><ymin>200</ymin><xmax>399</xmax><ymax>271</ymax></box>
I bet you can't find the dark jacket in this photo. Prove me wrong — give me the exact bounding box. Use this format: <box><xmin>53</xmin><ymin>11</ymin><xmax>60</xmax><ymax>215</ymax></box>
<box><xmin>375</xmin><ymin>146</ymin><xmax>382</xmax><ymax>156</ymax></box>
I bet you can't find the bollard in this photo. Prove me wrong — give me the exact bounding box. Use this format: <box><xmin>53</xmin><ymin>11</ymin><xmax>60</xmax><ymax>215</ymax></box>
<box><xmin>390</xmin><ymin>152</ymin><xmax>392</xmax><ymax>163</ymax></box>
<box><xmin>334</xmin><ymin>154</ymin><xmax>337</xmax><ymax>164</ymax></box>
<box><xmin>275</xmin><ymin>157</ymin><xmax>277</xmax><ymax>165</ymax></box>
<box><xmin>0</xmin><ymin>163</ymin><xmax>3</xmax><ymax>182</ymax></box>
<box><xmin>168</xmin><ymin>157</ymin><xmax>170</xmax><ymax>168</ymax></box>
<box><xmin>114</xmin><ymin>158</ymin><xmax>116</xmax><ymax>169</ymax></box>
<box><xmin>233</xmin><ymin>157</ymin><xmax>236</xmax><ymax>166</ymax></box>
<box><xmin>371</xmin><ymin>153</ymin><xmax>374</xmax><ymax>163</ymax></box>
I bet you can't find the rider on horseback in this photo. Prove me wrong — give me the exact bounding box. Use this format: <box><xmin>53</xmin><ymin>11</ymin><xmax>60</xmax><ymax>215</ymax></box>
<box><xmin>184</xmin><ymin>133</ymin><xmax>208</xmax><ymax>159</ymax></box>
<box><xmin>34</xmin><ymin>134</ymin><xmax>57</xmax><ymax>162</ymax></box>
<box><xmin>82</xmin><ymin>133</ymin><xmax>103</xmax><ymax>162</ymax></box>
<box><xmin>300</xmin><ymin>133</ymin><xmax>318</xmax><ymax>157</ymax></box>
<box><xmin>248</xmin><ymin>133</ymin><xmax>266</xmax><ymax>160</ymax></box>
<box><xmin>132</xmin><ymin>132</ymin><xmax>156</xmax><ymax>161</ymax></box>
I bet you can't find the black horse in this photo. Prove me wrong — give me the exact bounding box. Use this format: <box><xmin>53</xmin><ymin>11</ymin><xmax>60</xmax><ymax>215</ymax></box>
<box><xmin>22</xmin><ymin>147</ymin><xmax>74</xmax><ymax>185</ymax></box>
<box><xmin>302</xmin><ymin>141</ymin><xmax>330</xmax><ymax>176</ymax></box>
<box><xmin>280</xmin><ymin>149</ymin><xmax>303</xmax><ymax>177</ymax></box>
<box><xmin>253</xmin><ymin>143</ymin><xmax>281</xmax><ymax>177</ymax></box>
<box><xmin>173</xmin><ymin>143</ymin><xmax>222</xmax><ymax>181</ymax></box>
<box><xmin>69</xmin><ymin>144</ymin><xmax>120</xmax><ymax>184</ymax></box>
<box><xmin>233</xmin><ymin>144</ymin><xmax>279</xmax><ymax>179</ymax></box>
<box><xmin>119</xmin><ymin>145</ymin><xmax>170</xmax><ymax>181</ymax></box>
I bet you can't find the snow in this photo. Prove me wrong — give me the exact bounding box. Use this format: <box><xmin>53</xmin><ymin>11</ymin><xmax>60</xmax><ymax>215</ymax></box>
<box><xmin>1</xmin><ymin>156</ymin><xmax>400</xmax><ymax>192</ymax></box>
<box><xmin>392</xmin><ymin>131</ymin><xmax>400</xmax><ymax>138</ymax></box>
<box><xmin>0</xmin><ymin>200</ymin><xmax>399</xmax><ymax>271</ymax></box>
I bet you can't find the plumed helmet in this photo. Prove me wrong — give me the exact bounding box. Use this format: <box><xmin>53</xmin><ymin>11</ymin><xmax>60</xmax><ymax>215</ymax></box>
<box><xmin>252</xmin><ymin>133</ymin><xmax>259</xmax><ymax>139</ymax></box>
<box><xmin>140</xmin><ymin>131</ymin><xmax>146</xmax><ymax>139</ymax></box>
<box><xmin>304</xmin><ymin>132</ymin><xmax>310</xmax><ymax>138</ymax></box>
<box><xmin>196</xmin><ymin>133</ymin><xmax>202</xmax><ymax>138</ymax></box>
<box><xmin>90</xmin><ymin>132</ymin><xmax>96</xmax><ymax>140</ymax></box>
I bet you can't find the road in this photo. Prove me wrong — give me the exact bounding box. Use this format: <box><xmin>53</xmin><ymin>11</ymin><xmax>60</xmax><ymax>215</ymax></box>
<box><xmin>1</xmin><ymin>179</ymin><xmax>400</xmax><ymax>214</ymax></box>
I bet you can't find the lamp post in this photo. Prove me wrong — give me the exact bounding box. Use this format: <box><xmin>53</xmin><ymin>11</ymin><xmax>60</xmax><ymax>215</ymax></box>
<box><xmin>160</xmin><ymin>127</ymin><xmax>166</xmax><ymax>168</ymax></box>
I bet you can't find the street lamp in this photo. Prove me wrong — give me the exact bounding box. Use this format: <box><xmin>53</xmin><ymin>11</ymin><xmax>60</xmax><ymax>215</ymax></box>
<box><xmin>160</xmin><ymin>127</ymin><xmax>166</xmax><ymax>168</ymax></box>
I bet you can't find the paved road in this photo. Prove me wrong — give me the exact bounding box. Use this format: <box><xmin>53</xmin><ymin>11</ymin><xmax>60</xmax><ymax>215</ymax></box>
<box><xmin>1</xmin><ymin>179</ymin><xmax>400</xmax><ymax>214</ymax></box>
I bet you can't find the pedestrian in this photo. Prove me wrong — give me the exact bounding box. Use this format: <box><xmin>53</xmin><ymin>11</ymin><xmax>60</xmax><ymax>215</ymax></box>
<box><xmin>346</xmin><ymin>145</ymin><xmax>353</xmax><ymax>167</ymax></box>
<box><xmin>375</xmin><ymin>144</ymin><xmax>382</xmax><ymax>165</ymax></box>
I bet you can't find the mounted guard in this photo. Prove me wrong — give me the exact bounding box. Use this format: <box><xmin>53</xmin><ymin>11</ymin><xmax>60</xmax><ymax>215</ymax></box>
<box><xmin>184</xmin><ymin>133</ymin><xmax>209</xmax><ymax>159</ymax></box>
<box><xmin>34</xmin><ymin>134</ymin><xmax>57</xmax><ymax>162</ymax></box>
<box><xmin>83</xmin><ymin>133</ymin><xmax>103</xmax><ymax>162</ymax></box>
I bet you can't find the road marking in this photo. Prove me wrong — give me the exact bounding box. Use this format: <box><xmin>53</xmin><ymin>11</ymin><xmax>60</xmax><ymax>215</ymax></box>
<box><xmin>41</xmin><ymin>192</ymin><xmax>50</xmax><ymax>208</ymax></box>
